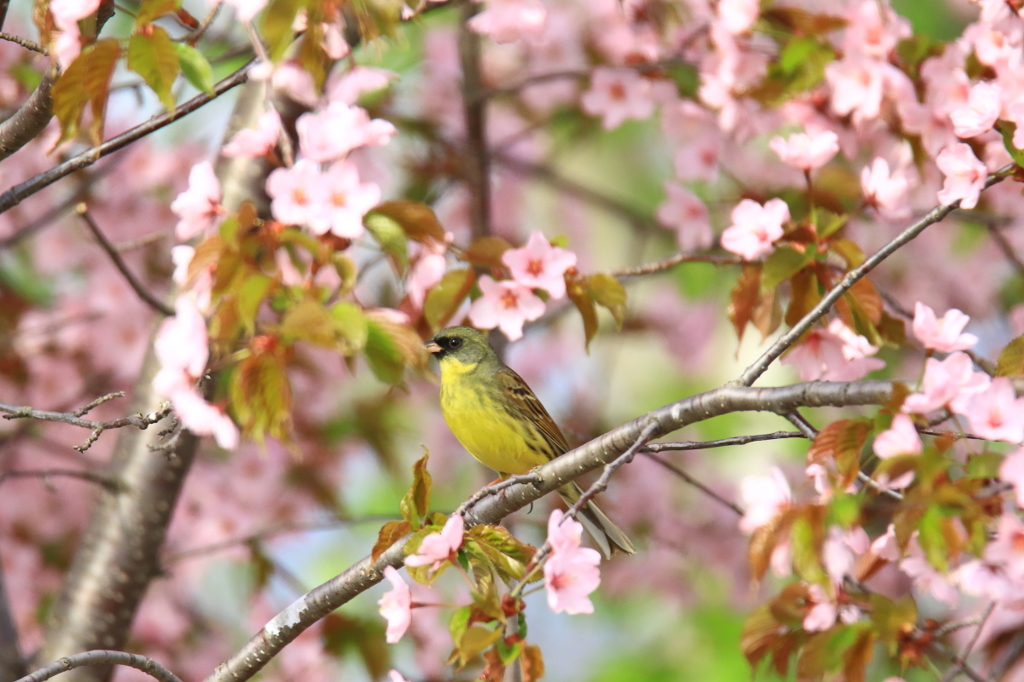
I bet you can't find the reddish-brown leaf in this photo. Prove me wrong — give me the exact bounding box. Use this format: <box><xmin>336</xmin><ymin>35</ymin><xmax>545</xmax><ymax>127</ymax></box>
<box><xmin>371</xmin><ymin>200</ymin><xmax>447</xmax><ymax>245</ymax></box>
<box><xmin>460</xmin><ymin>236</ymin><xmax>513</xmax><ymax>269</ymax></box>
<box><xmin>728</xmin><ymin>264</ymin><xmax>762</xmax><ymax>344</ymax></box>
<box><xmin>521</xmin><ymin>644</ymin><xmax>545</xmax><ymax>681</ymax></box>
<box><xmin>807</xmin><ymin>419</ymin><xmax>870</xmax><ymax>488</ymax></box>
<box><xmin>371</xmin><ymin>520</ymin><xmax>411</xmax><ymax>561</ymax></box>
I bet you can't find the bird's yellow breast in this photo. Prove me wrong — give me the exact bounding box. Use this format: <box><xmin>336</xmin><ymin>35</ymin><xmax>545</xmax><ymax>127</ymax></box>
<box><xmin>437</xmin><ymin>357</ymin><xmax>549</xmax><ymax>475</ymax></box>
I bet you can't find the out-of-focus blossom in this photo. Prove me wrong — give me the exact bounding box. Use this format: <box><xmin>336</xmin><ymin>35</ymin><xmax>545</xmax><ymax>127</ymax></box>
<box><xmin>936</xmin><ymin>143</ymin><xmax>988</xmax><ymax>209</ymax></box>
<box><xmin>49</xmin><ymin>0</ymin><xmax>100</xmax><ymax>29</ymax></box>
<box><xmin>958</xmin><ymin>377</ymin><xmax>1024</xmax><ymax>443</ymax></box>
<box><xmin>407</xmin><ymin>239</ymin><xmax>449</xmax><ymax>310</ymax></box>
<box><xmin>266</xmin><ymin>160</ymin><xmax>325</xmax><ymax>228</ymax></box>
<box><xmin>296</xmin><ymin>103</ymin><xmax>396</xmax><ymax>162</ymax></box>
<box><xmin>738</xmin><ymin>467</ymin><xmax>791</xmax><ymax>534</ymax></box>
<box><xmin>912</xmin><ymin>302</ymin><xmax>978</xmax><ymax>352</ymax></box>
<box><xmin>1000</xmin><ymin>447</ymin><xmax>1024</xmax><ymax>508</ymax></box>
<box><xmin>544</xmin><ymin>510</ymin><xmax>601</xmax><ymax>615</ymax></box>
<box><xmin>327</xmin><ymin>67</ymin><xmax>397</xmax><ymax>105</ymax></box>
<box><xmin>823</xmin><ymin>526</ymin><xmax>869</xmax><ymax>586</ymax></box>
<box><xmin>874</xmin><ymin>414</ymin><xmax>923</xmax><ymax>459</ymax></box>
<box><xmin>581</xmin><ymin>68</ymin><xmax>659</xmax><ymax>130</ymax></box>
<box><xmin>317</xmin><ymin>161</ymin><xmax>380</xmax><ymax>238</ymax></box>
<box><xmin>388</xmin><ymin>672</ymin><xmax>410</xmax><ymax>682</ymax></box>
<box><xmin>405</xmin><ymin>515</ymin><xmax>465</xmax><ymax>572</ymax></box>
<box><xmin>720</xmin><ymin>198</ymin><xmax>789</xmax><ymax>260</ymax></box>
<box><xmin>223</xmin><ymin>0</ymin><xmax>266</xmax><ymax>21</ymax></box>
<box><xmin>903</xmin><ymin>352</ymin><xmax>990</xmax><ymax>414</ymax></box>
<box><xmin>803</xmin><ymin>583</ymin><xmax>861</xmax><ymax>632</ymax></box>
<box><xmin>170</xmin><ymin>161</ymin><xmax>223</xmax><ymax>240</ymax></box>
<box><xmin>768</xmin><ymin>130</ymin><xmax>839</xmax><ymax>171</ymax></box>
<box><xmin>153</xmin><ymin>297</ymin><xmax>209</xmax><ymax>396</ymax></box>
<box><xmin>871</xmin><ymin>524</ymin><xmax>900</xmax><ymax>561</ymax></box>
<box><xmin>717</xmin><ymin>0</ymin><xmax>759</xmax><ymax>34</ymax></box>
<box><xmin>171</xmin><ymin>246</ymin><xmax>194</xmax><ymax>287</ymax></box>
<box><xmin>656</xmin><ymin>183</ymin><xmax>713</xmax><ymax>251</ymax></box>
<box><xmin>169</xmin><ymin>387</ymin><xmax>240</xmax><ymax>450</ymax></box>
<box><xmin>984</xmin><ymin>514</ymin><xmax>1024</xmax><ymax>580</ymax></box>
<box><xmin>900</xmin><ymin>536</ymin><xmax>959</xmax><ymax>607</ymax></box>
<box><xmin>782</xmin><ymin>319</ymin><xmax>885</xmax><ymax>382</ymax></box>
<box><xmin>843</xmin><ymin>0</ymin><xmax>910</xmax><ymax>59</ymax></box>
<box><xmin>468</xmin><ymin>276</ymin><xmax>545</xmax><ymax>341</ymax></box>
<box><xmin>467</xmin><ymin>0</ymin><xmax>546</xmax><ymax>43</ymax></box>
<box><xmin>222</xmin><ymin>110</ymin><xmax>281</xmax><ymax>158</ymax></box>
<box><xmin>861</xmin><ymin>157</ymin><xmax>910</xmax><ymax>219</ymax></box>
<box><xmin>502</xmin><ymin>231</ymin><xmax>577</xmax><ymax>299</ymax></box>
<box><xmin>825</xmin><ymin>57</ymin><xmax>885</xmax><ymax>124</ymax></box>
<box><xmin>378</xmin><ymin>566</ymin><xmax>412</xmax><ymax>643</ymax></box>
<box><xmin>950</xmin><ymin>81</ymin><xmax>1002</xmax><ymax>138</ymax></box>
<box><xmin>268</xmin><ymin>61</ymin><xmax>320</xmax><ymax>107</ymax></box>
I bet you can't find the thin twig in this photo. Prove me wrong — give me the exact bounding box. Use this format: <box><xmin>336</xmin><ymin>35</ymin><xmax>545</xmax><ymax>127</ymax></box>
<box><xmin>15</xmin><ymin>650</ymin><xmax>183</xmax><ymax>682</ymax></box>
<box><xmin>77</xmin><ymin>206</ymin><xmax>174</xmax><ymax>316</ymax></box>
<box><xmin>642</xmin><ymin>431</ymin><xmax>806</xmax><ymax>452</ymax></box>
<box><xmin>72</xmin><ymin>391</ymin><xmax>125</xmax><ymax>417</ymax></box>
<box><xmin>0</xmin><ymin>32</ymin><xmax>45</xmax><ymax>54</ymax></box>
<box><xmin>608</xmin><ymin>252</ymin><xmax>743</xmax><ymax>278</ymax></box>
<box><xmin>0</xmin><ymin>399</ymin><xmax>172</xmax><ymax>451</ymax></box>
<box><xmin>734</xmin><ymin>168</ymin><xmax>1013</xmax><ymax>387</ymax></box>
<box><xmin>988</xmin><ymin>224</ymin><xmax>1024</xmax><ymax>280</ymax></box>
<box><xmin>937</xmin><ymin>601</ymin><xmax>995</xmax><ymax>682</ymax></box>
<box><xmin>181</xmin><ymin>3</ymin><xmax>221</xmax><ymax>44</ymax></box>
<box><xmin>0</xmin><ymin>468</ymin><xmax>118</xmax><ymax>492</ymax></box>
<box><xmin>928</xmin><ymin>641</ymin><xmax>992</xmax><ymax>682</ymax></box>
<box><xmin>0</xmin><ymin>61</ymin><xmax>254</xmax><ymax>218</ymax></box>
<box><xmin>457</xmin><ymin>473</ymin><xmax>542</xmax><ymax>517</ymax></box>
<box><xmin>783</xmin><ymin>411</ymin><xmax>818</xmax><ymax>439</ymax></box>
<box><xmin>642</xmin><ymin>452</ymin><xmax>744</xmax><ymax>515</ymax></box>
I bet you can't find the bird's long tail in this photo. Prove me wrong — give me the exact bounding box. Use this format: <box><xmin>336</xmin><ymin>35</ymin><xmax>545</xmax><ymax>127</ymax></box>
<box><xmin>557</xmin><ymin>483</ymin><xmax>635</xmax><ymax>559</ymax></box>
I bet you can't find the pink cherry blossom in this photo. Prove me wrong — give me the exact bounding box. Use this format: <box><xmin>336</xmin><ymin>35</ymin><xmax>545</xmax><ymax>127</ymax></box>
<box><xmin>823</xmin><ymin>526</ymin><xmax>870</xmax><ymax>586</ymax></box>
<box><xmin>581</xmin><ymin>68</ymin><xmax>659</xmax><ymax>130</ymax></box>
<box><xmin>378</xmin><ymin>566</ymin><xmax>412</xmax><ymax>643</ymax></box>
<box><xmin>222</xmin><ymin>110</ymin><xmax>282</xmax><ymax>158</ymax></box>
<box><xmin>168</xmin><ymin>386</ymin><xmax>239</xmax><ymax>450</ymax></box>
<box><xmin>950</xmin><ymin>81</ymin><xmax>1002</xmax><ymax>138</ymax></box>
<box><xmin>171</xmin><ymin>246</ymin><xmax>194</xmax><ymax>287</ymax></box>
<box><xmin>407</xmin><ymin>240</ymin><xmax>448</xmax><ymax>310</ymax></box>
<box><xmin>222</xmin><ymin>0</ymin><xmax>267</xmax><ymax>22</ymax></box>
<box><xmin>861</xmin><ymin>157</ymin><xmax>911</xmax><ymax>219</ymax></box>
<box><xmin>49</xmin><ymin>0</ymin><xmax>101</xmax><ymax>29</ymax></box>
<box><xmin>768</xmin><ymin>130</ymin><xmax>839</xmax><ymax>171</ymax></box>
<box><xmin>802</xmin><ymin>584</ymin><xmax>838</xmax><ymax>632</ymax></box>
<box><xmin>266</xmin><ymin>160</ymin><xmax>326</xmax><ymax>228</ymax></box>
<box><xmin>912</xmin><ymin>302</ymin><xmax>978</xmax><ymax>352</ymax></box>
<box><xmin>870</xmin><ymin>524</ymin><xmax>900</xmax><ymax>561</ymax></box>
<box><xmin>958</xmin><ymin>377</ymin><xmax>1024</xmax><ymax>443</ymax></box>
<box><xmin>936</xmin><ymin>143</ymin><xmax>988</xmax><ymax>209</ymax></box>
<box><xmin>170</xmin><ymin>161</ymin><xmax>223</xmax><ymax>241</ymax></box>
<box><xmin>738</xmin><ymin>467</ymin><xmax>791</xmax><ymax>534</ymax></box>
<box><xmin>405</xmin><ymin>515</ymin><xmax>464</xmax><ymax>572</ymax></box>
<box><xmin>388</xmin><ymin>672</ymin><xmax>410</xmax><ymax>682</ymax></box>
<box><xmin>984</xmin><ymin>514</ymin><xmax>1024</xmax><ymax>580</ymax></box>
<box><xmin>716</xmin><ymin>0</ymin><xmax>759</xmax><ymax>35</ymax></box>
<box><xmin>825</xmin><ymin>57</ymin><xmax>885</xmax><ymax>124</ymax></box>
<box><xmin>1001</xmin><ymin>447</ymin><xmax>1024</xmax><ymax>508</ymax></box>
<box><xmin>781</xmin><ymin>319</ymin><xmax>885</xmax><ymax>382</ymax></box>
<box><xmin>842</xmin><ymin>0</ymin><xmax>910</xmax><ymax>59</ymax></box>
<box><xmin>467</xmin><ymin>0</ymin><xmax>546</xmax><ymax>43</ymax></box>
<box><xmin>53</xmin><ymin>28</ymin><xmax>82</xmax><ymax>68</ymax></box>
<box><xmin>316</xmin><ymin>161</ymin><xmax>380</xmax><ymax>238</ymax></box>
<box><xmin>327</xmin><ymin>67</ymin><xmax>397</xmax><ymax>105</ymax></box>
<box><xmin>656</xmin><ymin>182</ymin><xmax>713</xmax><ymax>251</ymax></box>
<box><xmin>903</xmin><ymin>352</ymin><xmax>991</xmax><ymax>414</ymax></box>
<box><xmin>900</xmin><ymin>536</ymin><xmax>959</xmax><ymax>607</ymax></box>
<box><xmin>720</xmin><ymin>198</ymin><xmax>789</xmax><ymax>260</ymax></box>
<box><xmin>502</xmin><ymin>231</ymin><xmax>577</xmax><ymax>299</ymax></box>
<box><xmin>544</xmin><ymin>510</ymin><xmax>601</xmax><ymax>615</ymax></box>
<box><xmin>153</xmin><ymin>296</ymin><xmax>210</xmax><ymax>397</ymax></box>
<box><xmin>296</xmin><ymin>103</ymin><xmax>396</xmax><ymax>162</ymax></box>
<box><xmin>873</xmin><ymin>414</ymin><xmax>923</xmax><ymax>459</ymax></box>
<box><xmin>468</xmin><ymin>276</ymin><xmax>545</xmax><ymax>341</ymax></box>
<box><xmin>268</xmin><ymin>61</ymin><xmax>320</xmax><ymax>107</ymax></box>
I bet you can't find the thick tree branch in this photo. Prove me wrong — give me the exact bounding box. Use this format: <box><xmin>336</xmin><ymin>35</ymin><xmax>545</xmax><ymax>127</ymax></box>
<box><xmin>0</xmin><ymin>62</ymin><xmax>253</xmax><ymax>218</ymax></box>
<box><xmin>734</xmin><ymin>170</ymin><xmax>1011</xmax><ymax>387</ymax></box>
<box><xmin>0</xmin><ymin>68</ymin><xmax>56</xmax><ymax>162</ymax></box>
<box><xmin>203</xmin><ymin>380</ymin><xmax>895</xmax><ymax>682</ymax></box>
<box><xmin>0</xmin><ymin>546</ymin><xmax>27</xmax><ymax>681</ymax></box>
<box><xmin>15</xmin><ymin>650</ymin><xmax>182</xmax><ymax>682</ymax></box>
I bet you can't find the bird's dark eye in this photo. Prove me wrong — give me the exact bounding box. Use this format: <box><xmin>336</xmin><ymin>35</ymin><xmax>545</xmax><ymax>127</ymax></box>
<box><xmin>448</xmin><ymin>337</ymin><xmax>463</xmax><ymax>349</ymax></box>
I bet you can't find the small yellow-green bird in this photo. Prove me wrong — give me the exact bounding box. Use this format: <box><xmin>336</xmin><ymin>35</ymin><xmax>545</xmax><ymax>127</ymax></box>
<box><xmin>425</xmin><ymin>326</ymin><xmax>634</xmax><ymax>558</ymax></box>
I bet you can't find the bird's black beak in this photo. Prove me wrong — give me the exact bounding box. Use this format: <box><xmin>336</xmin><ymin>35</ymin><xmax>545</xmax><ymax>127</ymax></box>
<box><xmin>424</xmin><ymin>341</ymin><xmax>442</xmax><ymax>354</ymax></box>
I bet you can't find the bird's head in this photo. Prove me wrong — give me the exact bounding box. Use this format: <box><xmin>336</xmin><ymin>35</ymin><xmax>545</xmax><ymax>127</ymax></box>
<box><xmin>424</xmin><ymin>326</ymin><xmax>494</xmax><ymax>368</ymax></box>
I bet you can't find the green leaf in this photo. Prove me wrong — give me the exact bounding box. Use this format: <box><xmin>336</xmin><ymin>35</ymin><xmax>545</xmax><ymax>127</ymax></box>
<box><xmin>465</xmin><ymin>525</ymin><xmax>536</xmax><ymax>581</ymax></box>
<box><xmin>127</xmin><ymin>26</ymin><xmax>180</xmax><ymax>111</ymax></box>
<box><xmin>449</xmin><ymin>606</ymin><xmax>471</xmax><ymax>649</ymax></box>
<box><xmin>370</xmin><ymin>201</ymin><xmax>447</xmax><ymax>244</ymax></box>
<box><xmin>460</xmin><ymin>236</ymin><xmax>512</xmax><ymax>269</ymax></box>
<box><xmin>229</xmin><ymin>349</ymin><xmax>292</xmax><ymax>444</ymax></box>
<box><xmin>364</xmin><ymin>310</ymin><xmax>427</xmax><ymax>384</ymax></box>
<box><xmin>331</xmin><ymin>301</ymin><xmax>368</xmax><ymax>355</ymax></box>
<box><xmin>280</xmin><ymin>298</ymin><xmax>338</xmax><ymax>347</ymax></box>
<box><xmin>457</xmin><ymin>626</ymin><xmax>502</xmax><ymax>667</ymax></box>
<box><xmin>135</xmin><ymin>0</ymin><xmax>179</xmax><ymax>26</ymax></box>
<box><xmin>260</xmin><ymin>0</ymin><xmax>307</xmax><ymax>62</ymax></box>
<box><xmin>371</xmin><ymin>520</ymin><xmax>410</xmax><ymax>561</ymax></box>
<box><xmin>364</xmin><ymin>211</ymin><xmax>409</xmax><ymax>273</ymax></box>
<box><xmin>567</xmin><ymin>279</ymin><xmax>599</xmax><ymax>351</ymax></box>
<box><xmin>998</xmin><ymin>121</ymin><xmax>1024</xmax><ymax>168</ymax></box>
<box><xmin>52</xmin><ymin>39</ymin><xmax>121</xmax><ymax>145</ymax></box>
<box><xmin>761</xmin><ymin>246</ymin><xmax>809</xmax><ymax>292</ymax></box>
<box><xmin>586</xmin><ymin>273</ymin><xmax>627</xmax><ymax>328</ymax></box>
<box><xmin>997</xmin><ymin>334</ymin><xmax>1024</xmax><ymax>376</ymax></box>
<box><xmin>236</xmin><ymin>272</ymin><xmax>274</xmax><ymax>334</ymax></box>
<box><xmin>399</xmin><ymin>452</ymin><xmax>431</xmax><ymax>528</ymax></box>
<box><xmin>173</xmin><ymin>42</ymin><xmax>215</xmax><ymax>95</ymax></box>
<box><xmin>423</xmin><ymin>269</ymin><xmax>475</xmax><ymax>332</ymax></box>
